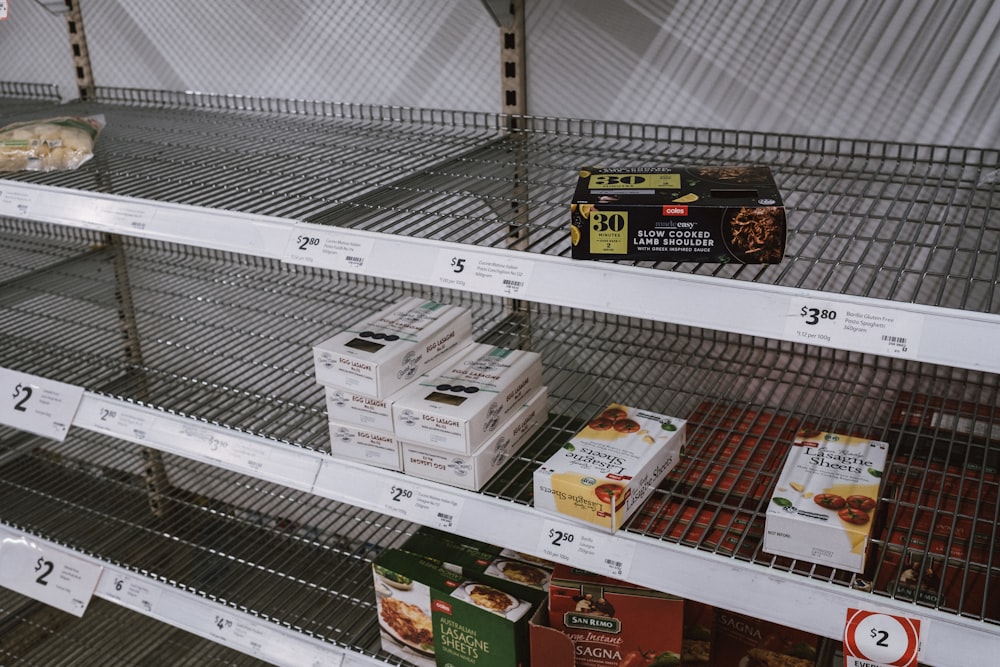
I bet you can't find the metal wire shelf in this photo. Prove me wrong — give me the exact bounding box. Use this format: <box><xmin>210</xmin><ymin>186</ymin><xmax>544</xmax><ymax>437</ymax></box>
<box><xmin>0</xmin><ymin>224</ymin><xmax>996</xmax><ymax>666</ymax></box>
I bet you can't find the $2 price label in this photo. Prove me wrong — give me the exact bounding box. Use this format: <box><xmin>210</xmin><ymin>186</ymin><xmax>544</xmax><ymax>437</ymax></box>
<box><xmin>0</xmin><ymin>368</ymin><xmax>85</xmax><ymax>441</ymax></box>
<box><xmin>843</xmin><ymin>608</ymin><xmax>922</xmax><ymax>667</ymax></box>
<box><xmin>0</xmin><ymin>532</ymin><xmax>102</xmax><ymax>616</ymax></box>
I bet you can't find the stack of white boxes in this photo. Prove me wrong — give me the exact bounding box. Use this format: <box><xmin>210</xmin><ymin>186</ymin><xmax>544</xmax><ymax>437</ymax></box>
<box><xmin>313</xmin><ymin>297</ymin><xmax>548</xmax><ymax>490</ymax></box>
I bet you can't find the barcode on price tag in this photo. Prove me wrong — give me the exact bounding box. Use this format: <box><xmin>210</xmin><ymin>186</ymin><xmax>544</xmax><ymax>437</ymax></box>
<box><xmin>537</xmin><ymin>519</ymin><xmax>635</xmax><ymax>579</ymax></box>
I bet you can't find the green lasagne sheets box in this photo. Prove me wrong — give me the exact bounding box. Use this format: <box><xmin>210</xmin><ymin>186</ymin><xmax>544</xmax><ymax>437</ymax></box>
<box><xmin>399</xmin><ymin>527</ymin><xmax>553</xmax><ymax>602</ymax></box>
<box><xmin>570</xmin><ymin>165</ymin><xmax>786</xmax><ymax>264</ymax></box>
<box><xmin>373</xmin><ymin>548</ymin><xmax>537</xmax><ymax>667</ymax></box>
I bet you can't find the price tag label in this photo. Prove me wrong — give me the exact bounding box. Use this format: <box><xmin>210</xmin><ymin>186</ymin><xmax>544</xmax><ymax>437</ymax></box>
<box><xmin>843</xmin><ymin>608</ymin><xmax>922</xmax><ymax>667</ymax></box>
<box><xmin>93</xmin><ymin>200</ymin><xmax>158</xmax><ymax>234</ymax></box>
<box><xmin>0</xmin><ymin>1</ymin><xmax>8</xmax><ymax>20</ymax></box>
<box><xmin>282</xmin><ymin>225</ymin><xmax>375</xmax><ymax>273</ymax></box>
<box><xmin>0</xmin><ymin>184</ymin><xmax>35</xmax><ymax>216</ymax></box>
<box><xmin>74</xmin><ymin>398</ymin><xmax>154</xmax><ymax>442</ymax></box>
<box><xmin>379</xmin><ymin>481</ymin><xmax>465</xmax><ymax>531</ymax></box>
<box><xmin>0</xmin><ymin>534</ymin><xmax>102</xmax><ymax>616</ymax></box>
<box><xmin>431</xmin><ymin>249</ymin><xmax>533</xmax><ymax>297</ymax></box>
<box><xmin>536</xmin><ymin>519</ymin><xmax>636</xmax><ymax>579</ymax></box>
<box><xmin>784</xmin><ymin>297</ymin><xmax>924</xmax><ymax>359</ymax></box>
<box><xmin>0</xmin><ymin>368</ymin><xmax>85</xmax><ymax>441</ymax></box>
<box><xmin>99</xmin><ymin>572</ymin><xmax>163</xmax><ymax>614</ymax></box>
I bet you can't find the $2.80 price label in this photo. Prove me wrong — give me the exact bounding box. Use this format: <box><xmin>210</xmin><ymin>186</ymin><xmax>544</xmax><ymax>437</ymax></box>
<box><xmin>536</xmin><ymin>519</ymin><xmax>636</xmax><ymax>579</ymax></box>
<box><xmin>843</xmin><ymin>608</ymin><xmax>922</xmax><ymax>667</ymax></box>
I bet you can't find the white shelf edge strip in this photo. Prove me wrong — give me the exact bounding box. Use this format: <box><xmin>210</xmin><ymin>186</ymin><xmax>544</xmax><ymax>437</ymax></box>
<box><xmin>52</xmin><ymin>390</ymin><xmax>1000</xmax><ymax>667</ymax></box>
<box><xmin>2</xmin><ymin>180</ymin><xmax>996</xmax><ymax>372</ymax></box>
<box><xmin>0</xmin><ymin>524</ymin><xmax>368</xmax><ymax>667</ymax></box>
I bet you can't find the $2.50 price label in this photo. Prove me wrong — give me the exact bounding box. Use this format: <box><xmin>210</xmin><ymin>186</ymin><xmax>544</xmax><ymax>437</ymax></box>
<box><xmin>843</xmin><ymin>608</ymin><xmax>922</xmax><ymax>667</ymax></box>
<box><xmin>0</xmin><ymin>368</ymin><xmax>85</xmax><ymax>441</ymax></box>
<box><xmin>379</xmin><ymin>481</ymin><xmax>465</xmax><ymax>531</ymax></box>
<box><xmin>536</xmin><ymin>519</ymin><xmax>636</xmax><ymax>579</ymax></box>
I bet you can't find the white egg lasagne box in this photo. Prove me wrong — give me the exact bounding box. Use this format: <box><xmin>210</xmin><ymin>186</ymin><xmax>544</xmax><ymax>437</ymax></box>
<box><xmin>533</xmin><ymin>404</ymin><xmax>686</xmax><ymax>532</ymax></box>
<box><xmin>392</xmin><ymin>343</ymin><xmax>544</xmax><ymax>453</ymax></box>
<box><xmin>312</xmin><ymin>297</ymin><xmax>472</xmax><ymax>398</ymax></box>
<box><xmin>402</xmin><ymin>387</ymin><xmax>548</xmax><ymax>491</ymax></box>
<box><xmin>327</xmin><ymin>420</ymin><xmax>402</xmax><ymax>471</ymax></box>
<box><xmin>764</xmin><ymin>429</ymin><xmax>888</xmax><ymax>572</ymax></box>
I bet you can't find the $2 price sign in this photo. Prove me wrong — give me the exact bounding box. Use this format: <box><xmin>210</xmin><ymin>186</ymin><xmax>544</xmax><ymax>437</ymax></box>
<box><xmin>0</xmin><ymin>532</ymin><xmax>102</xmax><ymax>616</ymax></box>
<box><xmin>843</xmin><ymin>608</ymin><xmax>922</xmax><ymax>667</ymax></box>
<box><xmin>0</xmin><ymin>368</ymin><xmax>85</xmax><ymax>441</ymax></box>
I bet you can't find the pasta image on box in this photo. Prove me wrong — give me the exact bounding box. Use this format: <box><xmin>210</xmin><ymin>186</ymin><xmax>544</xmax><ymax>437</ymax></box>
<box><xmin>401</xmin><ymin>387</ymin><xmax>548</xmax><ymax>491</ymax></box>
<box><xmin>533</xmin><ymin>404</ymin><xmax>686</xmax><ymax>532</ymax></box>
<box><xmin>763</xmin><ymin>429</ymin><xmax>888</xmax><ymax>572</ymax></box>
<box><xmin>312</xmin><ymin>297</ymin><xmax>472</xmax><ymax>397</ymax></box>
<box><xmin>392</xmin><ymin>343</ymin><xmax>543</xmax><ymax>453</ymax></box>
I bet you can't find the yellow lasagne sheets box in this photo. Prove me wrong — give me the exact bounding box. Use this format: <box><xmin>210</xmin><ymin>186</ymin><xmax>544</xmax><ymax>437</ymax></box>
<box><xmin>312</xmin><ymin>297</ymin><xmax>472</xmax><ymax>398</ymax></box>
<box><xmin>764</xmin><ymin>429</ymin><xmax>888</xmax><ymax>572</ymax></box>
<box><xmin>392</xmin><ymin>344</ymin><xmax>544</xmax><ymax>453</ymax></box>
<box><xmin>533</xmin><ymin>404</ymin><xmax>686</xmax><ymax>532</ymax></box>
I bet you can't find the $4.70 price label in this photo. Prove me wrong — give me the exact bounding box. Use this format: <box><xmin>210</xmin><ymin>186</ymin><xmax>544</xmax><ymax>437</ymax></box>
<box><xmin>0</xmin><ymin>368</ymin><xmax>85</xmax><ymax>441</ymax></box>
<box><xmin>784</xmin><ymin>296</ymin><xmax>924</xmax><ymax>360</ymax></box>
<box><xmin>843</xmin><ymin>608</ymin><xmax>922</xmax><ymax>667</ymax></box>
<box><xmin>536</xmin><ymin>519</ymin><xmax>636</xmax><ymax>579</ymax></box>
<box><xmin>0</xmin><ymin>531</ymin><xmax>103</xmax><ymax>616</ymax></box>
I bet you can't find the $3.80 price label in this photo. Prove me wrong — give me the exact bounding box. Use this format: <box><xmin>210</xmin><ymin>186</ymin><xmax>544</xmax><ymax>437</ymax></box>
<box><xmin>784</xmin><ymin>297</ymin><xmax>923</xmax><ymax>360</ymax></box>
<box><xmin>843</xmin><ymin>608</ymin><xmax>922</xmax><ymax>667</ymax></box>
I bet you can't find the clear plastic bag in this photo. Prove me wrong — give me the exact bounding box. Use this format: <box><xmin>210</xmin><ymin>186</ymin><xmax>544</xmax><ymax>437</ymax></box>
<box><xmin>0</xmin><ymin>114</ymin><xmax>106</xmax><ymax>172</ymax></box>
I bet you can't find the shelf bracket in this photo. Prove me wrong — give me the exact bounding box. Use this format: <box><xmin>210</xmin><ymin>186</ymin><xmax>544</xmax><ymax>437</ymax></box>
<box><xmin>62</xmin><ymin>0</ymin><xmax>95</xmax><ymax>101</ymax></box>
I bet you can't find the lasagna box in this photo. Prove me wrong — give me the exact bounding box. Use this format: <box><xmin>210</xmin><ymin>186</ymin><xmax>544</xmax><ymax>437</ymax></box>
<box><xmin>763</xmin><ymin>430</ymin><xmax>888</xmax><ymax>572</ymax></box>
<box><xmin>401</xmin><ymin>387</ymin><xmax>548</xmax><ymax>491</ymax></box>
<box><xmin>312</xmin><ymin>297</ymin><xmax>472</xmax><ymax>397</ymax></box>
<box><xmin>533</xmin><ymin>404</ymin><xmax>686</xmax><ymax>532</ymax></box>
<box><xmin>327</xmin><ymin>420</ymin><xmax>401</xmax><ymax>471</ymax></box>
<box><xmin>570</xmin><ymin>165</ymin><xmax>786</xmax><ymax>264</ymax></box>
<box><xmin>392</xmin><ymin>343</ymin><xmax>544</xmax><ymax>453</ymax></box>
<box><xmin>545</xmin><ymin>564</ymin><xmax>684</xmax><ymax>667</ymax></box>
<box><xmin>372</xmin><ymin>548</ymin><xmax>537</xmax><ymax>667</ymax></box>
<box><xmin>711</xmin><ymin>609</ymin><xmax>819</xmax><ymax>666</ymax></box>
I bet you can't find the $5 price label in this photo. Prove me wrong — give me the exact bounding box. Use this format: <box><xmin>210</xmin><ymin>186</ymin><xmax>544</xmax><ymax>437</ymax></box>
<box><xmin>844</xmin><ymin>608</ymin><xmax>922</xmax><ymax>667</ymax></box>
<box><xmin>0</xmin><ymin>532</ymin><xmax>102</xmax><ymax>616</ymax></box>
<box><xmin>0</xmin><ymin>368</ymin><xmax>85</xmax><ymax>441</ymax></box>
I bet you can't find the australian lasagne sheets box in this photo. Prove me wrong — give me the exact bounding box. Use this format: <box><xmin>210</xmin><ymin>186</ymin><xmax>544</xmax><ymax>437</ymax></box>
<box><xmin>570</xmin><ymin>165</ymin><xmax>786</xmax><ymax>263</ymax></box>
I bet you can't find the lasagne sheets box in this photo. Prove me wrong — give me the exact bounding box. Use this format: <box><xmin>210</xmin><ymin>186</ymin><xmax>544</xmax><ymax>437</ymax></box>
<box><xmin>533</xmin><ymin>404</ymin><xmax>686</xmax><ymax>532</ymax></box>
<box><xmin>373</xmin><ymin>548</ymin><xmax>537</xmax><ymax>667</ymax></box>
<box><xmin>570</xmin><ymin>165</ymin><xmax>786</xmax><ymax>264</ymax></box>
<box><xmin>313</xmin><ymin>297</ymin><xmax>472</xmax><ymax>397</ymax></box>
<box><xmin>392</xmin><ymin>343</ymin><xmax>543</xmax><ymax>453</ymax></box>
<box><xmin>763</xmin><ymin>429</ymin><xmax>888</xmax><ymax>572</ymax></box>
<box><xmin>711</xmin><ymin>609</ymin><xmax>819</xmax><ymax>667</ymax></box>
<box><xmin>401</xmin><ymin>387</ymin><xmax>548</xmax><ymax>491</ymax></box>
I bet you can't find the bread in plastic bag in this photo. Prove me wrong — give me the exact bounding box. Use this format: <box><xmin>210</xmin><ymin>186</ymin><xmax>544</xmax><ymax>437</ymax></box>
<box><xmin>0</xmin><ymin>114</ymin><xmax>106</xmax><ymax>172</ymax></box>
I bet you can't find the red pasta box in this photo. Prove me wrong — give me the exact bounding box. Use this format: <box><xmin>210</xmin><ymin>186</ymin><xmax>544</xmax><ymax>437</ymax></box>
<box><xmin>712</xmin><ymin>609</ymin><xmax>819</xmax><ymax>666</ymax></box>
<box><xmin>546</xmin><ymin>564</ymin><xmax>684</xmax><ymax>667</ymax></box>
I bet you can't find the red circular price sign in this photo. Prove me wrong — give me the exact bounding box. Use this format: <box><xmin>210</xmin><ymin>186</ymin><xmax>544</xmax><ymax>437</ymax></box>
<box><xmin>844</xmin><ymin>608</ymin><xmax>921</xmax><ymax>667</ymax></box>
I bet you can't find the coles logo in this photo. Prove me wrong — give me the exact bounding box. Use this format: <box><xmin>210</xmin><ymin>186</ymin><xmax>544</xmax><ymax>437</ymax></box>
<box><xmin>432</xmin><ymin>599</ymin><xmax>454</xmax><ymax>615</ymax></box>
<box><xmin>662</xmin><ymin>205</ymin><xmax>688</xmax><ymax>216</ymax></box>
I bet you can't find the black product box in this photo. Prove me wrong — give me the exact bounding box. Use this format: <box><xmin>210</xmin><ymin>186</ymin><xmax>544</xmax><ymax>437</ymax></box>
<box><xmin>569</xmin><ymin>165</ymin><xmax>786</xmax><ymax>263</ymax></box>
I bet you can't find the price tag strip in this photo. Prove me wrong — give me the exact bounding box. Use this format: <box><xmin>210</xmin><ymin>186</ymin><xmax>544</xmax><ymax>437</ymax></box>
<box><xmin>844</xmin><ymin>608</ymin><xmax>923</xmax><ymax>667</ymax></box>
<box><xmin>431</xmin><ymin>248</ymin><xmax>534</xmax><ymax>297</ymax></box>
<box><xmin>281</xmin><ymin>223</ymin><xmax>376</xmax><ymax>273</ymax></box>
<box><xmin>313</xmin><ymin>459</ymin><xmax>465</xmax><ymax>531</ymax></box>
<box><xmin>0</xmin><ymin>368</ymin><xmax>85</xmax><ymax>441</ymax></box>
<box><xmin>785</xmin><ymin>296</ymin><xmax>925</xmax><ymax>359</ymax></box>
<box><xmin>0</xmin><ymin>528</ymin><xmax>103</xmax><ymax>616</ymax></box>
<box><xmin>536</xmin><ymin>518</ymin><xmax>637</xmax><ymax>580</ymax></box>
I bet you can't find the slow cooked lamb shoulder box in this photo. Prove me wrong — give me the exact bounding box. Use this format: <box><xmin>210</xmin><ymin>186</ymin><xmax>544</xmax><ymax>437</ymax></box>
<box><xmin>569</xmin><ymin>165</ymin><xmax>786</xmax><ymax>264</ymax></box>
